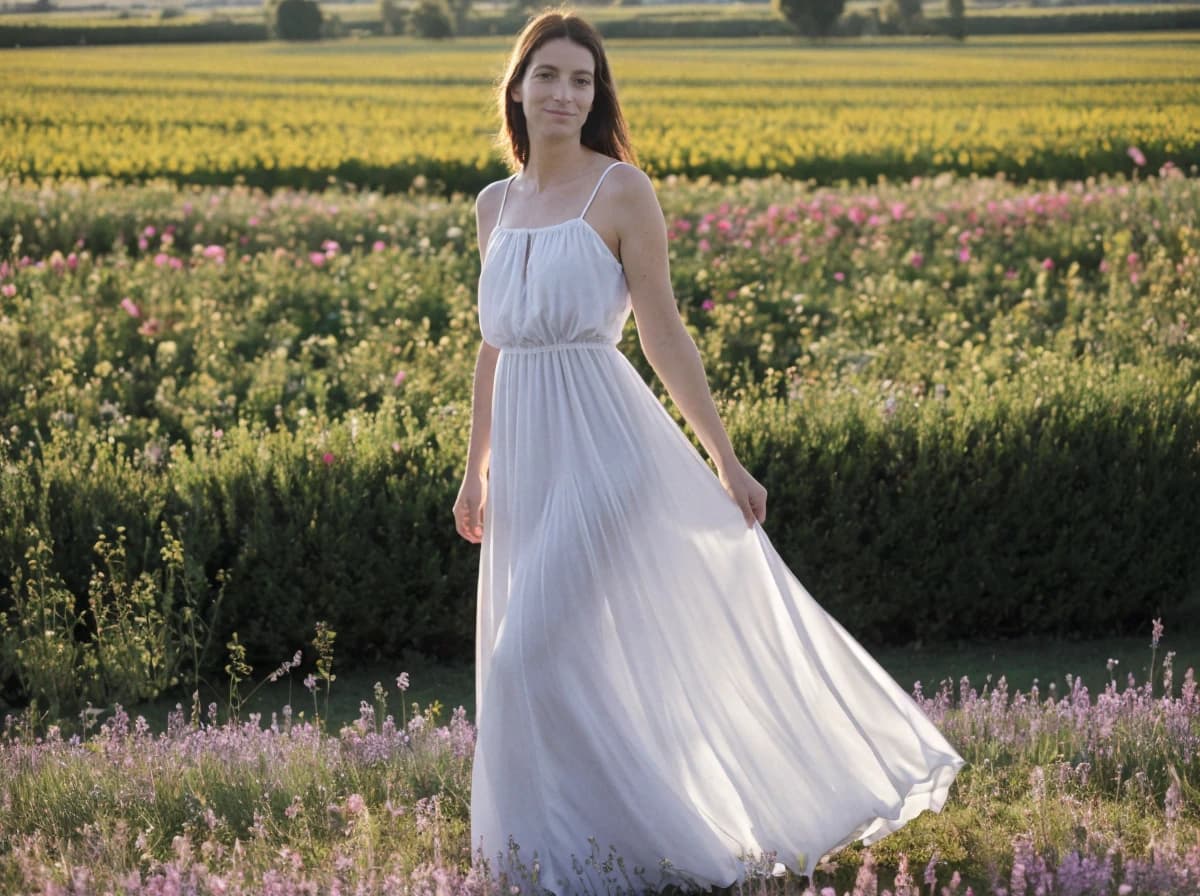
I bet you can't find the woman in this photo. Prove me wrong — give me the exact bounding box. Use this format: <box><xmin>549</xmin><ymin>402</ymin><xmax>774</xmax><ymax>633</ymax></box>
<box><xmin>454</xmin><ymin>10</ymin><xmax>964</xmax><ymax>895</ymax></box>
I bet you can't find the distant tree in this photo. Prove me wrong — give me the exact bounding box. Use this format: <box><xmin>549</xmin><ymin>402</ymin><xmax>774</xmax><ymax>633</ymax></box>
<box><xmin>273</xmin><ymin>0</ymin><xmax>322</xmax><ymax>39</ymax></box>
<box><xmin>945</xmin><ymin>0</ymin><xmax>967</xmax><ymax>39</ymax></box>
<box><xmin>445</xmin><ymin>0</ymin><xmax>470</xmax><ymax>32</ymax></box>
<box><xmin>880</xmin><ymin>0</ymin><xmax>924</xmax><ymax>32</ymax></box>
<box><xmin>380</xmin><ymin>0</ymin><xmax>407</xmax><ymax>34</ymax></box>
<box><xmin>773</xmin><ymin>0</ymin><xmax>846</xmax><ymax>37</ymax></box>
<box><xmin>409</xmin><ymin>0</ymin><xmax>453</xmax><ymax>37</ymax></box>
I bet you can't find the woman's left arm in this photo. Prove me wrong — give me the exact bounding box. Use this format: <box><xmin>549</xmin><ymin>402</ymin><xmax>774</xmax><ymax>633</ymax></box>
<box><xmin>614</xmin><ymin>168</ymin><xmax>767</xmax><ymax>528</ymax></box>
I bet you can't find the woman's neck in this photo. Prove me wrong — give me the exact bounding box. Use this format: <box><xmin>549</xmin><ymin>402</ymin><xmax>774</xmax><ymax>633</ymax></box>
<box><xmin>520</xmin><ymin>142</ymin><xmax>596</xmax><ymax>193</ymax></box>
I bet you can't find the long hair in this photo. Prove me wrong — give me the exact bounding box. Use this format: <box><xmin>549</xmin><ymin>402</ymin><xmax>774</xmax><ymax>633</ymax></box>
<box><xmin>494</xmin><ymin>8</ymin><xmax>637</xmax><ymax>172</ymax></box>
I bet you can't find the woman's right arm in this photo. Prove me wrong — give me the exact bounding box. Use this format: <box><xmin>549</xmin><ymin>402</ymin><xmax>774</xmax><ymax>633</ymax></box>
<box><xmin>453</xmin><ymin>184</ymin><xmax>504</xmax><ymax>544</ymax></box>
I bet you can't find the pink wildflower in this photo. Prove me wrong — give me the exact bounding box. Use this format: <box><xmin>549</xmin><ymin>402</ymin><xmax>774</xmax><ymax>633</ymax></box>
<box><xmin>120</xmin><ymin>297</ymin><xmax>141</xmax><ymax>318</ymax></box>
<box><xmin>372</xmin><ymin>240</ymin><xmax>387</xmax><ymax>252</ymax></box>
<box><xmin>309</xmin><ymin>252</ymin><xmax>325</xmax><ymax>267</ymax></box>
<box><xmin>701</xmin><ymin>299</ymin><xmax>715</xmax><ymax>311</ymax></box>
<box><xmin>322</xmin><ymin>452</ymin><xmax>335</xmax><ymax>466</ymax></box>
<box><xmin>1127</xmin><ymin>145</ymin><xmax>1146</xmax><ymax>167</ymax></box>
<box><xmin>1</xmin><ymin>284</ymin><xmax>15</xmax><ymax>298</ymax></box>
<box><xmin>909</xmin><ymin>252</ymin><xmax>924</xmax><ymax>268</ymax></box>
<box><xmin>393</xmin><ymin>370</ymin><xmax>407</xmax><ymax>386</ymax></box>
<box><xmin>1042</xmin><ymin>257</ymin><xmax>1055</xmax><ymax>271</ymax></box>
<box><xmin>957</xmin><ymin>248</ymin><xmax>971</xmax><ymax>263</ymax></box>
<box><xmin>833</xmin><ymin>271</ymin><xmax>845</xmax><ymax>282</ymax></box>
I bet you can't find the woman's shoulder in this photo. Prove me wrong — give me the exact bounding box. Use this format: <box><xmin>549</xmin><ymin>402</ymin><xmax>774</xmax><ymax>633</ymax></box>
<box><xmin>475</xmin><ymin>174</ymin><xmax>515</xmax><ymax>218</ymax></box>
<box><xmin>601</xmin><ymin>159</ymin><xmax>657</xmax><ymax>214</ymax></box>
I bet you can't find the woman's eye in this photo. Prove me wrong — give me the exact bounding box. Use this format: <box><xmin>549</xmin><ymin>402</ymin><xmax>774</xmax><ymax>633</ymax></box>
<box><xmin>576</xmin><ymin>79</ymin><xmax>591</xmax><ymax>86</ymax></box>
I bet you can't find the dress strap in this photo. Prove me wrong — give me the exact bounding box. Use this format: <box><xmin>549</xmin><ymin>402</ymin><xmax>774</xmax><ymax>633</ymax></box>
<box><xmin>580</xmin><ymin>160</ymin><xmax>627</xmax><ymax>219</ymax></box>
<box><xmin>495</xmin><ymin>174</ymin><xmax>518</xmax><ymax>228</ymax></box>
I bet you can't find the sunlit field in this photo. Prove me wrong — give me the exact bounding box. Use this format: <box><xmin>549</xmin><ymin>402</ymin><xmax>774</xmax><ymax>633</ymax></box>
<box><xmin>2</xmin><ymin>32</ymin><xmax>1198</xmax><ymax>189</ymax></box>
<box><xmin>2</xmin><ymin>25</ymin><xmax>1200</xmax><ymax>896</ymax></box>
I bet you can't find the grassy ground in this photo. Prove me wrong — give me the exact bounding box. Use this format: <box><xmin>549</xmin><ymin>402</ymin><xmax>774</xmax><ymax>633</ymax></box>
<box><xmin>94</xmin><ymin>628</ymin><xmax>1200</xmax><ymax>734</ymax></box>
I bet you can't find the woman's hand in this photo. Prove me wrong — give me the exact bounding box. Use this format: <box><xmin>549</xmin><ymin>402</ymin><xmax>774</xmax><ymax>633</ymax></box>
<box><xmin>454</xmin><ymin>471</ymin><xmax>488</xmax><ymax>544</ymax></box>
<box><xmin>718</xmin><ymin>460</ymin><xmax>768</xmax><ymax>528</ymax></box>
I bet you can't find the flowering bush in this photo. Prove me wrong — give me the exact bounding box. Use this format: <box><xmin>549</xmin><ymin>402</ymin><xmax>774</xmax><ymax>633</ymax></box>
<box><xmin>0</xmin><ymin>167</ymin><xmax>1197</xmax><ymax>706</ymax></box>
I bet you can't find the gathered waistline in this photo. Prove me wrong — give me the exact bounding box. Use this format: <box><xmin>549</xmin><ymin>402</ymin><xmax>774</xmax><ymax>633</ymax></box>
<box><xmin>500</xmin><ymin>340</ymin><xmax>618</xmax><ymax>355</ymax></box>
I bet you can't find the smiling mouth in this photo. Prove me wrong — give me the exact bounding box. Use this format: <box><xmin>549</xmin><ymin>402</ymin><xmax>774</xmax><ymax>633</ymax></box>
<box><xmin>547</xmin><ymin>110</ymin><xmax>573</xmax><ymax>116</ymax></box>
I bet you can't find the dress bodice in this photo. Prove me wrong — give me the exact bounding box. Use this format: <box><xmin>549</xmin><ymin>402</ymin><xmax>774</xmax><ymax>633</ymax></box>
<box><xmin>477</xmin><ymin>160</ymin><xmax>633</xmax><ymax>351</ymax></box>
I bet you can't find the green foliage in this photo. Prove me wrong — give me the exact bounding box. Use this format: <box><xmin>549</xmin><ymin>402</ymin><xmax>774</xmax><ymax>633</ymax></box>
<box><xmin>879</xmin><ymin>0</ymin><xmax>928</xmax><ymax>33</ymax></box>
<box><xmin>445</xmin><ymin>0</ymin><xmax>471</xmax><ymax>33</ymax></box>
<box><xmin>408</xmin><ymin>0</ymin><xmax>454</xmax><ymax>38</ymax></box>
<box><xmin>2</xmin><ymin>7</ymin><xmax>1200</xmax><ymax>47</ymax></box>
<box><xmin>273</xmin><ymin>0</ymin><xmax>323</xmax><ymax>40</ymax></box>
<box><xmin>0</xmin><ymin>171</ymin><xmax>1197</xmax><ymax>717</ymax></box>
<box><xmin>0</xmin><ymin>520</ymin><xmax>220</xmax><ymax>721</ymax></box>
<box><xmin>379</xmin><ymin>0</ymin><xmax>407</xmax><ymax>35</ymax></box>
<box><xmin>945</xmin><ymin>0</ymin><xmax>966</xmax><ymax>40</ymax></box>
<box><xmin>725</xmin><ymin>361</ymin><xmax>1200</xmax><ymax>645</ymax></box>
<box><xmin>772</xmin><ymin>0</ymin><xmax>847</xmax><ymax>37</ymax></box>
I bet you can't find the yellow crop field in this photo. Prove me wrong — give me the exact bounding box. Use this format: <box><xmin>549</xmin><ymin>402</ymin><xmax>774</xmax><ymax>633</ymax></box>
<box><xmin>2</xmin><ymin>32</ymin><xmax>1198</xmax><ymax>189</ymax></box>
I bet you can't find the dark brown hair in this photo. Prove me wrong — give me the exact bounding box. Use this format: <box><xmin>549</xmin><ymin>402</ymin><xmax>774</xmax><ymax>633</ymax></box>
<box><xmin>494</xmin><ymin>8</ymin><xmax>637</xmax><ymax>172</ymax></box>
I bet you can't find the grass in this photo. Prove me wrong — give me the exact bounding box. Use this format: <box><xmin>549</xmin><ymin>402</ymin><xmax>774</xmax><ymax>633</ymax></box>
<box><xmin>65</xmin><ymin>628</ymin><xmax>1199</xmax><ymax>736</ymax></box>
<box><xmin>2</xmin><ymin>623</ymin><xmax>1198</xmax><ymax>894</ymax></box>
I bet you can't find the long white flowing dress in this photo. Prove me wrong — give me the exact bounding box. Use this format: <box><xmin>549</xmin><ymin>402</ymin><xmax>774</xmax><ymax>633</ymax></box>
<box><xmin>470</xmin><ymin>160</ymin><xmax>965</xmax><ymax>896</ymax></box>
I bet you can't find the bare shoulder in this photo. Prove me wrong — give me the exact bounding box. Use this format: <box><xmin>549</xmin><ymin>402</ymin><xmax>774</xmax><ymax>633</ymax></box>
<box><xmin>474</xmin><ymin>176</ymin><xmax>513</xmax><ymax>259</ymax></box>
<box><xmin>607</xmin><ymin>162</ymin><xmax>658</xmax><ymax>209</ymax></box>
<box><xmin>474</xmin><ymin>177</ymin><xmax>511</xmax><ymax>229</ymax></box>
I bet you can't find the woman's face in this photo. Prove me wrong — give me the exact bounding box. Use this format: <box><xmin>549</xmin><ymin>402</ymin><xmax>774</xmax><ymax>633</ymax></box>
<box><xmin>511</xmin><ymin>37</ymin><xmax>596</xmax><ymax>141</ymax></box>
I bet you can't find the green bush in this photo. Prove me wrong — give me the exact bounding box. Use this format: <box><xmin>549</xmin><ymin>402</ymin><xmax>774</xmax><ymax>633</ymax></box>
<box><xmin>379</xmin><ymin>0</ymin><xmax>407</xmax><ymax>35</ymax></box>
<box><xmin>274</xmin><ymin>0</ymin><xmax>323</xmax><ymax>40</ymax></box>
<box><xmin>408</xmin><ymin>0</ymin><xmax>454</xmax><ymax>38</ymax></box>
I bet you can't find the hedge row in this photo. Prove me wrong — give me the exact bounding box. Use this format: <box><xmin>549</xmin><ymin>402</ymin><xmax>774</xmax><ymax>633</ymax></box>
<box><xmin>3</xmin><ymin>7</ymin><xmax>1197</xmax><ymax>47</ymax></box>
<box><xmin>3</xmin><ymin>359</ymin><xmax>1198</xmax><ymax>718</ymax></box>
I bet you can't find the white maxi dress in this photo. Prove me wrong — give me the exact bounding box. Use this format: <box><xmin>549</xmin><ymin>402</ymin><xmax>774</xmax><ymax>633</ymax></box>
<box><xmin>470</xmin><ymin>160</ymin><xmax>964</xmax><ymax>895</ymax></box>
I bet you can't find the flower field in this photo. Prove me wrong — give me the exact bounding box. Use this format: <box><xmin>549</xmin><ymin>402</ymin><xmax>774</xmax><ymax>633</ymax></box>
<box><xmin>2</xmin><ymin>33</ymin><xmax>1198</xmax><ymax>189</ymax></box>
<box><xmin>3</xmin><ymin>27</ymin><xmax>1200</xmax><ymax>895</ymax></box>
<box><xmin>1</xmin><ymin>629</ymin><xmax>1198</xmax><ymax>894</ymax></box>
<box><xmin>1</xmin><ymin>162</ymin><xmax>1198</xmax><ymax>707</ymax></box>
